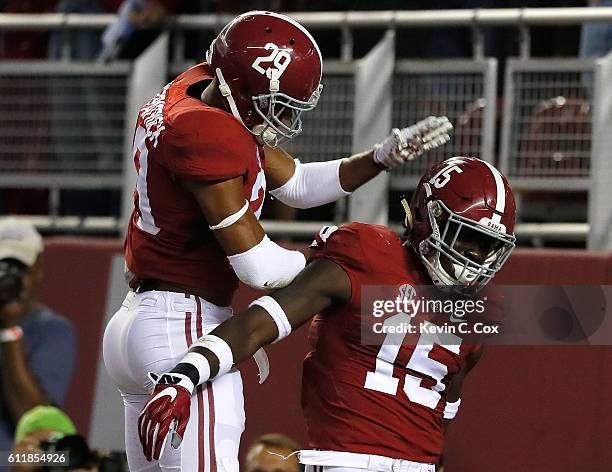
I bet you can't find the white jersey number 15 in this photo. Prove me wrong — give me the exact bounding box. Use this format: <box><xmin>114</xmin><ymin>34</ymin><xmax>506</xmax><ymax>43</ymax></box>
<box><xmin>364</xmin><ymin>313</ymin><xmax>462</xmax><ymax>410</ymax></box>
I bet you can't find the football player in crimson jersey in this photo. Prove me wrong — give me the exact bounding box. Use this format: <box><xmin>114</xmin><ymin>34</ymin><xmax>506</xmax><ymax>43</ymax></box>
<box><xmin>103</xmin><ymin>10</ymin><xmax>453</xmax><ymax>472</ymax></box>
<box><xmin>138</xmin><ymin>157</ymin><xmax>516</xmax><ymax>471</ymax></box>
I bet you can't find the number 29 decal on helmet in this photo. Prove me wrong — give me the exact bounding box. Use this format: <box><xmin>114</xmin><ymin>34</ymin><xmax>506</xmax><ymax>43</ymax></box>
<box><xmin>206</xmin><ymin>11</ymin><xmax>323</xmax><ymax>147</ymax></box>
<box><xmin>251</xmin><ymin>43</ymin><xmax>292</xmax><ymax>79</ymax></box>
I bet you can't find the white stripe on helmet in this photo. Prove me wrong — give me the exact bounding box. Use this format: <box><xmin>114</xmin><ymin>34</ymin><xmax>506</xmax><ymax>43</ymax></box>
<box><xmin>481</xmin><ymin>160</ymin><xmax>506</xmax><ymax>225</ymax></box>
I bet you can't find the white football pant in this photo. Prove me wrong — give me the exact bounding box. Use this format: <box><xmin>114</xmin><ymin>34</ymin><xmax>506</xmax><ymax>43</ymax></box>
<box><xmin>300</xmin><ymin>451</ymin><xmax>436</xmax><ymax>472</ymax></box>
<box><xmin>103</xmin><ymin>291</ymin><xmax>245</xmax><ymax>472</ymax></box>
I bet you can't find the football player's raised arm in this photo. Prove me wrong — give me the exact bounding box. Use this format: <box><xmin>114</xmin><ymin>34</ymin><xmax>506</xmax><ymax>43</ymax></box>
<box><xmin>172</xmin><ymin>258</ymin><xmax>350</xmax><ymax>390</ymax></box>
<box><xmin>263</xmin><ymin>117</ymin><xmax>453</xmax><ymax>209</ymax></box>
<box><xmin>263</xmin><ymin>146</ymin><xmax>352</xmax><ymax>209</ymax></box>
<box><xmin>183</xmin><ymin>176</ymin><xmax>307</xmax><ymax>290</ymax></box>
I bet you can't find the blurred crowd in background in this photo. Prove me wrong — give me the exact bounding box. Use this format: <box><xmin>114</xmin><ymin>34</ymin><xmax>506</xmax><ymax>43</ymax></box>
<box><xmin>1</xmin><ymin>1</ymin><xmax>611</xmax><ymax>222</ymax></box>
<box><xmin>0</xmin><ymin>1</ymin><xmax>609</xmax><ymax>63</ymax></box>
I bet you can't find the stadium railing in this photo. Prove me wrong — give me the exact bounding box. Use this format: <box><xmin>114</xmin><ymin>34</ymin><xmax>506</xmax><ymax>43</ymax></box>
<box><xmin>5</xmin><ymin>215</ymin><xmax>590</xmax><ymax>246</ymax></box>
<box><xmin>1</xmin><ymin>8</ymin><xmax>611</xmax><ymax>247</ymax></box>
<box><xmin>4</xmin><ymin>8</ymin><xmax>612</xmax><ymax>60</ymax></box>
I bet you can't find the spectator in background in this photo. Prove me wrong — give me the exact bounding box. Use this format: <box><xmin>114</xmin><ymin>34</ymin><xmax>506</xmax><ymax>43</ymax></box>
<box><xmin>48</xmin><ymin>0</ymin><xmax>108</xmax><ymax>60</ymax></box>
<box><xmin>581</xmin><ymin>0</ymin><xmax>612</xmax><ymax>57</ymax></box>
<box><xmin>245</xmin><ymin>434</ymin><xmax>302</xmax><ymax>472</ymax></box>
<box><xmin>10</xmin><ymin>406</ymin><xmax>98</xmax><ymax>472</ymax></box>
<box><xmin>99</xmin><ymin>0</ymin><xmax>183</xmax><ymax>61</ymax></box>
<box><xmin>0</xmin><ymin>218</ymin><xmax>76</xmax><ymax>451</ymax></box>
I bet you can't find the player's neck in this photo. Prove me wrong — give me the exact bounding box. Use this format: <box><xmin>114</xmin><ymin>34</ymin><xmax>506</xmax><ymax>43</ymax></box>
<box><xmin>201</xmin><ymin>79</ymin><xmax>227</xmax><ymax>111</ymax></box>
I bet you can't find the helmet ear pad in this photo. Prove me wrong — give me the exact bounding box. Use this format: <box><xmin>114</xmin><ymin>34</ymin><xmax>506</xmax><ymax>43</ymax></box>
<box><xmin>406</xmin><ymin>181</ymin><xmax>434</xmax><ymax>254</ymax></box>
<box><xmin>400</xmin><ymin>196</ymin><xmax>413</xmax><ymax>233</ymax></box>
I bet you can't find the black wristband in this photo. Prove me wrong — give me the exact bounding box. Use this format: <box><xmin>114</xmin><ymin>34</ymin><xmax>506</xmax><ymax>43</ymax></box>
<box><xmin>171</xmin><ymin>363</ymin><xmax>200</xmax><ymax>387</ymax></box>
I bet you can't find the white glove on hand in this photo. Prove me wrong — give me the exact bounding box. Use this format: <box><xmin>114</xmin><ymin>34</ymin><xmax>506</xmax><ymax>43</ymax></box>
<box><xmin>373</xmin><ymin>116</ymin><xmax>453</xmax><ymax>170</ymax></box>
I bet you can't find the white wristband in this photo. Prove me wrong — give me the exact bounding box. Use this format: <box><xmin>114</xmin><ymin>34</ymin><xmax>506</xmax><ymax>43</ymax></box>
<box><xmin>191</xmin><ymin>335</ymin><xmax>234</xmax><ymax>378</ymax></box>
<box><xmin>249</xmin><ymin>295</ymin><xmax>291</xmax><ymax>343</ymax></box>
<box><xmin>0</xmin><ymin>326</ymin><xmax>23</xmax><ymax>343</ymax></box>
<box><xmin>443</xmin><ymin>398</ymin><xmax>461</xmax><ymax>420</ymax></box>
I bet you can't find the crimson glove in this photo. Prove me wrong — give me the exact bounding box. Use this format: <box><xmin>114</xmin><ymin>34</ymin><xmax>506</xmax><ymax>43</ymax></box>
<box><xmin>138</xmin><ymin>372</ymin><xmax>194</xmax><ymax>461</ymax></box>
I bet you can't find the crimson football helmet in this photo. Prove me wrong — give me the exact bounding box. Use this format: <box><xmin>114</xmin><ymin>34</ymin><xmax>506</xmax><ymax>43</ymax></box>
<box><xmin>403</xmin><ymin>157</ymin><xmax>516</xmax><ymax>292</ymax></box>
<box><xmin>206</xmin><ymin>11</ymin><xmax>323</xmax><ymax>147</ymax></box>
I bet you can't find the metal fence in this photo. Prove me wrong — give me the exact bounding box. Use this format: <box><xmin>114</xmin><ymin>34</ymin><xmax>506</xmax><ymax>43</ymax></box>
<box><xmin>7</xmin><ymin>215</ymin><xmax>588</xmax><ymax>244</ymax></box>
<box><xmin>0</xmin><ymin>62</ymin><xmax>128</xmax><ymax>190</ymax></box>
<box><xmin>286</xmin><ymin>59</ymin><xmax>497</xmax><ymax>192</ymax></box>
<box><xmin>286</xmin><ymin>62</ymin><xmax>355</xmax><ymax>164</ymax></box>
<box><xmin>391</xmin><ymin>59</ymin><xmax>496</xmax><ymax>188</ymax></box>
<box><xmin>500</xmin><ymin>59</ymin><xmax>595</xmax><ymax>190</ymax></box>
<box><xmin>1</xmin><ymin>8</ymin><xmax>611</xmax><ymax>244</ymax></box>
<box><xmin>0</xmin><ymin>58</ymin><xmax>596</xmax><ymax>191</ymax></box>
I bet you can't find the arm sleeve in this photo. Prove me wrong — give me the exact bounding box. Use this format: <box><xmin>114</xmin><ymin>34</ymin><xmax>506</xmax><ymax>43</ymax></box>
<box><xmin>28</xmin><ymin>317</ymin><xmax>77</xmax><ymax>406</ymax></box>
<box><xmin>162</xmin><ymin>109</ymin><xmax>252</xmax><ymax>182</ymax></box>
<box><xmin>269</xmin><ymin>159</ymin><xmax>351</xmax><ymax>209</ymax></box>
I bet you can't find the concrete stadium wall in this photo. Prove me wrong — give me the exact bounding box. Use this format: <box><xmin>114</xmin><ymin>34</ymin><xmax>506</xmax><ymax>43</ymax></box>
<box><xmin>35</xmin><ymin>240</ymin><xmax>612</xmax><ymax>471</ymax></box>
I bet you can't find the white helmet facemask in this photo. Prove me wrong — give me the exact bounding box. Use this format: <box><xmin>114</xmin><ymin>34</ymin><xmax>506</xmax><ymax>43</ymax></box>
<box><xmin>251</xmin><ymin>82</ymin><xmax>323</xmax><ymax>147</ymax></box>
<box><xmin>417</xmin><ymin>186</ymin><xmax>516</xmax><ymax>293</ymax></box>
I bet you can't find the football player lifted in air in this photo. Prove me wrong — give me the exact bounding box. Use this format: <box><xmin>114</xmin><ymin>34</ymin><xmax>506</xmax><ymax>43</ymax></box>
<box><xmin>103</xmin><ymin>10</ymin><xmax>452</xmax><ymax>472</ymax></box>
<box><xmin>138</xmin><ymin>157</ymin><xmax>516</xmax><ymax>472</ymax></box>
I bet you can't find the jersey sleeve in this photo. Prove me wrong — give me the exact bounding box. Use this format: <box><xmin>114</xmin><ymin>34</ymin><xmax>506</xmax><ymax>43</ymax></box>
<box><xmin>161</xmin><ymin>108</ymin><xmax>252</xmax><ymax>182</ymax></box>
<box><xmin>311</xmin><ymin>224</ymin><xmax>372</xmax><ymax>305</ymax></box>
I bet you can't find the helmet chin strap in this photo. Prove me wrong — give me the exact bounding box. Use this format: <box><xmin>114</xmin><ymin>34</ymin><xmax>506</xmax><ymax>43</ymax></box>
<box><xmin>425</xmin><ymin>251</ymin><xmax>455</xmax><ymax>287</ymax></box>
<box><xmin>421</xmin><ymin>186</ymin><xmax>454</xmax><ymax>288</ymax></box>
<box><xmin>253</xmin><ymin>75</ymin><xmax>282</xmax><ymax>146</ymax></box>
<box><xmin>215</xmin><ymin>67</ymin><xmax>281</xmax><ymax>146</ymax></box>
<box><xmin>214</xmin><ymin>68</ymin><xmax>245</xmax><ymax>126</ymax></box>
<box><xmin>251</xmin><ymin>125</ymin><xmax>278</xmax><ymax>146</ymax></box>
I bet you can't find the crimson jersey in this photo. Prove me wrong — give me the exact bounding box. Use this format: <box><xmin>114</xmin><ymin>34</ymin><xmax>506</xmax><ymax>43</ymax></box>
<box><xmin>304</xmin><ymin>223</ymin><xmax>482</xmax><ymax>464</ymax></box>
<box><xmin>125</xmin><ymin>63</ymin><xmax>266</xmax><ymax>300</ymax></box>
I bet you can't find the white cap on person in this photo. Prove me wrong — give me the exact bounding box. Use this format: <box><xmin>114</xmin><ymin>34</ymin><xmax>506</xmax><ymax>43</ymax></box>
<box><xmin>0</xmin><ymin>217</ymin><xmax>43</xmax><ymax>267</ymax></box>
